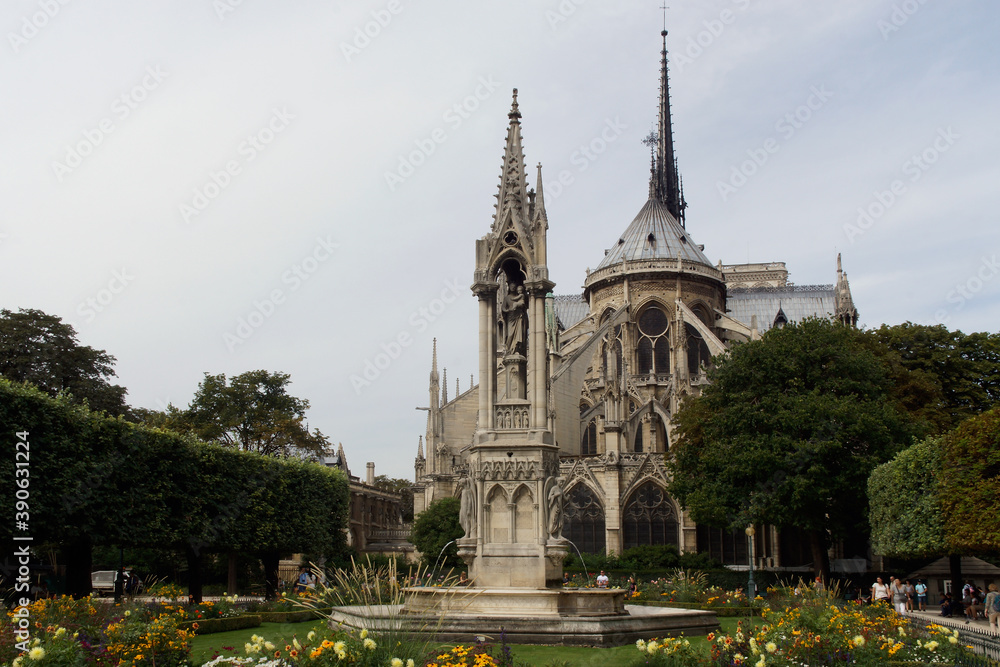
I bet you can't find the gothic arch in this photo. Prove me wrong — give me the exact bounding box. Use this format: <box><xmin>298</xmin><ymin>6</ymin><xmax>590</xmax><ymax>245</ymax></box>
<box><xmin>621</xmin><ymin>480</ymin><xmax>679</xmax><ymax>550</ymax></box>
<box><xmin>485</xmin><ymin>484</ymin><xmax>511</xmax><ymax>543</ymax></box>
<box><xmin>562</xmin><ymin>482</ymin><xmax>606</xmax><ymax>555</ymax></box>
<box><xmin>512</xmin><ymin>484</ymin><xmax>535</xmax><ymax>543</ymax></box>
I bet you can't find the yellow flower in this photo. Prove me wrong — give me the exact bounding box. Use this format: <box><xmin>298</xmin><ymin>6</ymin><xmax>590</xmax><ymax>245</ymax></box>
<box><xmin>364</xmin><ymin>637</ymin><xmax>377</xmax><ymax>650</ymax></box>
<box><xmin>407</xmin><ymin>659</ymin><xmax>415</xmax><ymax>667</ymax></box>
<box><xmin>307</xmin><ymin>630</ymin><xmax>316</xmax><ymax>641</ymax></box>
<box><xmin>765</xmin><ymin>642</ymin><xmax>777</xmax><ymax>653</ymax></box>
<box><xmin>360</xmin><ymin>628</ymin><xmax>369</xmax><ymax>639</ymax></box>
<box><xmin>853</xmin><ymin>635</ymin><xmax>865</xmax><ymax>647</ymax></box>
<box><xmin>635</xmin><ymin>639</ymin><xmax>646</xmax><ymax>651</ymax></box>
<box><xmin>334</xmin><ymin>641</ymin><xmax>346</xmax><ymax>653</ymax></box>
<box><xmin>28</xmin><ymin>647</ymin><xmax>46</xmax><ymax>660</ymax></box>
<box><xmin>392</xmin><ymin>658</ymin><xmax>404</xmax><ymax>667</ymax></box>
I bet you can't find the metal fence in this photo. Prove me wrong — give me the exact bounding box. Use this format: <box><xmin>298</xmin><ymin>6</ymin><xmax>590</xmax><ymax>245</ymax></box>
<box><xmin>910</xmin><ymin>615</ymin><xmax>1000</xmax><ymax>664</ymax></box>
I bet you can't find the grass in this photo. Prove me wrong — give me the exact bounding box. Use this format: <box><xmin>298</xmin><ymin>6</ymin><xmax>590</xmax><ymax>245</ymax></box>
<box><xmin>186</xmin><ymin>615</ymin><xmax>766</xmax><ymax>666</ymax></box>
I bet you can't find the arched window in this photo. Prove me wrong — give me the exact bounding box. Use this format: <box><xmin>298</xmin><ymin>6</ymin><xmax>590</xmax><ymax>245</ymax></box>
<box><xmin>637</xmin><ymin>306</ymin><xmax>670</xmax><ymax>375</ymax></box>
<box><xmin>685</xmin><ymin>323</ymin><xmax>711</xmax><ymax>375</ymax></box>
<box><xmin>563</xmin><ymin>484</ymin><xmax>605</xmax><ymax>555</ymax></box>
<box><xmin>581</xmin><ymin>419</ymin><xmax>597</xmax><ymax>456</ymax></box>
<box><xmin>622</xmin><ymin>482</ymin><xmax>678</xmax><ymax>549</ymax></box>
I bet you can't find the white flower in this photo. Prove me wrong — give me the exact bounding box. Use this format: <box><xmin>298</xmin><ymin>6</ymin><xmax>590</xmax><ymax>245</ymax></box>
<box><xmin>293</xmin><ymin>638</ymin><xmax>300</xmax><ymax>650</ymax></box>
<box><xmin>755</xmin><ymin>656</ymin><xmax>765</xmax><ymax>667</ymax></box>
<box><xmin>364</xmin><ymin>637</ymin><xmax>377</xmax><ymax>650</ymax></box>
<box><xmin>765</xmin><ymin>642</ymin><xmax>777</xmax><ymax>653</ymax></box>
<box><xmin>307</xmin><ymin>631</ymin><xmax>316</xmax><ymax>641</ymax></box>
<box><xmin>264</xmin><ymin>641</ymin><xmax>275</xmax><ymax>651</ymax></box>
<box><xmin>28</xmin><ymin>647</ymin><xmax>46</xmax><ymax>661</ymax></box>
<box><xmin>635</xmin><ymin>639</ymin><xmax>646</xmax><ymax>651</ymax></box>
<box><xmin>391</xmin><ymin>659</ymin><xmax>404</xmax><ymax>667</ymax></box>
<box><xmin>407</xmin><ymin>659</ymin><xmax>415</xmax><ymax>667</ymax></box>
<box><xmin>924</xmin><ymin>641</ymin><xmax>939</xmax><ymax>652</ymax></box>
<box><xmin>646</xmin><ymin>641</ymin><xmax>659</xmax><ymax>655</ymax></box>
<box><xmin>853</xmin><ymin>635</ymin><xmax>865</xmax><ymax>647</ymax></box>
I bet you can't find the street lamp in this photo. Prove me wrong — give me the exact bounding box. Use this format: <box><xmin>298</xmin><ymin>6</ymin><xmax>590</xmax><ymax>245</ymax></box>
<box><xmin>745</xmin><ymin>525</ymin><xmax>756</xmax><ymax>602</ymax></box>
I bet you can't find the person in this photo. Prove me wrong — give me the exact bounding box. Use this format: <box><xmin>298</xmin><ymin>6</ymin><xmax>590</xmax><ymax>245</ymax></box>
<box><xmin>813</xmin><ymin>576</ymin><xmax>826</xmax><ymax>593</ymax></box>
<box><xmin>965</xmin><ymin>587</ymin><xmax>983</xmax><ymax>623</ymax></box>
<box><xmin>985</xmin><ymin>583</ymin><xmax>1000</xmax><ymax>630</ymax></box>
<box><xmin>563</xmin><ymin>572</ymin><xmax>570</xmax><ymax>586</ymax></box>
<box><xmin>458</xmin><ymin>571</ymin><xmax>469</xmax><ymax>586</ymax></box>
<box><xmin>915</xmin><ymin>579</ymin><xmax>928</xmax><ymax>611</ymax></box>
<box><xmin>295</xmin><ymin>565</ymin><xmax>311</xmax><ymax>593</ymax></box>
<box><xmin>596</xmin><ymin>571</ymin><xmax>609</xmax><ymax>588</ymax></box>
<box><xmin>890</xmin><ymin>578</ymin><xmax>908</xmax><ymax>615</ymax></box>
<box><xmin>940</xmin><ymin>592</ymin><xmax>955</xmax><ymax>617</ymax></box>
<box><xmin>628</xmin><ymin>574</ymin><xmax>637</xmax><ymax>596</ymax></box>
<box><xmin>905</xmin><ymin>579</ymin><xmax>915</xmax><ymax>612</ymax></box>
<box><xmin>871</xmin><ymin>576</ymin><xmax>890</xmax><ymax>605</ymax></box>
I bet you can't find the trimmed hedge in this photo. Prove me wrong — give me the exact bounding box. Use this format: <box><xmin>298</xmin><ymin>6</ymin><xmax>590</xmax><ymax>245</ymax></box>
<box><xmin>179</xmin><ymin>614</ymin><xmax>262</xmax><ymax>634</ymax></box>
<box><xmin>254</xmin><ymin>608</ymin><xmax>332</xmax><ymax>623</ymax></box>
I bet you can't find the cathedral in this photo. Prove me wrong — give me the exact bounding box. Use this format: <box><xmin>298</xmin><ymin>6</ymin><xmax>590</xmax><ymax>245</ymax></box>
<box><xmin>412</xmin><ymin>31</ymin><xmax>859</xmax><ymax>570</ymax></box>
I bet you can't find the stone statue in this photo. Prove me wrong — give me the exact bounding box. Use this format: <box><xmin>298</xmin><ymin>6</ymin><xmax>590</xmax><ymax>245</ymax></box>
<box><xmin>458</xmin><ymin>476</ymin><xmax>477</xmax><ymax>539</ymax></box>
<box><xmin>502</xmin><ymin>284</ymin><xmax>527</xmax><ymax>355</ymax></box>
<box><xmin>546</xmin><ymin>476</ymin><xmax>564</xmax><ymax>540</ymax></box>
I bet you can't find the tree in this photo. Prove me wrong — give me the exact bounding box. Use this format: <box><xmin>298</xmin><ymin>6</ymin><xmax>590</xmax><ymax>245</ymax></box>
<box><xmin>668</xmin><ymin>318</ymin><xmax>916</xmax><ymax>579</ymax></box>
<box><xmin>869</xmin><ymin>323</ymin><xmax>1000</xmax><ymax>433</ymax></box>
<box><xmin>410</xmin><ymin>496</ymin><xmax>463</xmax><ymax>569</ymax></box>
<box><xmin>0</xmin><ymin>308</ymin><xmax>127</xmax><ymax>415</ymax></box>
<box><xmin>373</xmin><ymin>474</ymin><xmax>415</xmax><ymax>522</ymax></box>
<box><xmin>184</xmin><ymin>370</ymin><xmax>329</xmax><ymax>458</ymax></box>
<box><xmin>938</xmin><ymin>406</ymin><xmax>1000</xmax><ymax>555</ymax></box>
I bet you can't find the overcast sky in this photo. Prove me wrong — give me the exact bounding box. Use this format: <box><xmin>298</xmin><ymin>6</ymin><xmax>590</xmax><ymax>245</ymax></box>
<box><xmin>2</xmin><ymin>1</ymin><xmax>997</xmax><ymax>481</ymax></box>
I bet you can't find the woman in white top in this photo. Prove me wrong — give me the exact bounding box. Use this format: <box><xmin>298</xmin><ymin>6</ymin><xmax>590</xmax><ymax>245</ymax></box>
<box><xmin>871</xmin><ymin>576</ymin><xmax>890</xmax><ymax>605</ymax></box>
<box><xmin>891</xmin><ymin>578</ymin><xmax>908</xmax><ymax>614</ymax></box>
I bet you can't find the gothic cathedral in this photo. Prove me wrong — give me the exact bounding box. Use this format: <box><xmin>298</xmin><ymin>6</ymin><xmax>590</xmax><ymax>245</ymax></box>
<box><xmin>413</xmin><ymin>31</ymin><xmax>859</xmax><ymax>569</ymax></box>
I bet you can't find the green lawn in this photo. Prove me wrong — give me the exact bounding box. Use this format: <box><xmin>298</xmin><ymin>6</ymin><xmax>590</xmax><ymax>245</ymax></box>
<box><xmin>187</xmin><ymin>615</ymin><xmax>764</xmax><ymax>666</ymax></box>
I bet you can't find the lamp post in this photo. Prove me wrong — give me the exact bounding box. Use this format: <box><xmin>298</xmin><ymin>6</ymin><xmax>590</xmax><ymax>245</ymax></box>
<box><xmin>745</xmin><ymin>525</ymin><xmax>756</xmax><ymax>602</ymax></box>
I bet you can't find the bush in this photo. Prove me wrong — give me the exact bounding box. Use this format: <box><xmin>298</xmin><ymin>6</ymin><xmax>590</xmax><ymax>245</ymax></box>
<box><xmin>620</xmin><ymin>544</ymin><xmax>680</xmax><ymax>569</ymax></box>
<box><xmin>178</xmin><ymin>615</ymin><xmax>261</xmax><ymax>635</ymax></box>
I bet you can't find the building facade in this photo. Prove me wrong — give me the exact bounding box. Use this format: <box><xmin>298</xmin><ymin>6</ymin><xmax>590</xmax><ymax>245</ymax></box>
<box><xmin>412</xmin><ymin>31</ymin><xmax>859</xmax><ymax>570</ymax></box>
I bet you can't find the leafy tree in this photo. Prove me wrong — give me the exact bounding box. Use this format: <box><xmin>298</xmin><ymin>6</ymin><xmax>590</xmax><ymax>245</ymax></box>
<box><xmin>938</xmin><ymin>406</ymin><xmax>1000</xmax><ymax>555</ymax></box>
<box><xmin>868</xmin><ymin>436</ymin><xmax>947</xmax><ymax>558</ymax></box>
<box><xmin>410</xmin><ymin>496</ymin><xmax>463</xmax><ymax>568</ymax></box>
<box><xmin>869</xmin><ymin>323</ymin><xmax>1000</xmax><ymax>433</ymax></box>
<box><xmin>668</xmin><ymin>318</ymin><xmax>915</xmax><ymax>579</ymax></box>
<box><xmin>0</xmin><ymin>308</ymin><xmax>127</xmax><ymax>415</ymax></box>
<box><xmin>184</xmin><ymin>370</ymin><xmax>329</xmax><ymax>458</ymax></box>
<box><xmin>373</xmin><ymin>474</ymin><xmax>414</xmax><ymax>522</ymax></box>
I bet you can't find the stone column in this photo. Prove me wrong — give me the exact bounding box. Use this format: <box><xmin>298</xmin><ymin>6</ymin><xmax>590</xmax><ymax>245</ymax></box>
<box><xmin>477</xmin><ymin>289</ymin><xmax>493</xmax><ymax>430</ymax></box>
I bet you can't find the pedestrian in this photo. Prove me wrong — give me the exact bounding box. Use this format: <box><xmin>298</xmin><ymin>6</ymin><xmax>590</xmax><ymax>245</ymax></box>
<box><xmin>940</xmin><ymin>592</ymin><xmax>955</xmax><ymax>617</ymax></box>
<box><xmin>871</xmin><ymin>576</ymin><xmax>890</xmax><ymax>606</ymax></box>
<box><xmin>985</xmin><ymin>583</ymin><xmax>1000</xmax><ymax>630</ymax></box>
<box><xmin>891</xmin><ymin>578</ymin><xmax>908</xmax><ymax>615</ymax></box>
<box><xmin>915</xmin><ymin>579</ymin><xmax>928</xmax><ymax>611</ymax></box>
<box><xmin>596</xmin><ymin>570</ymin><xmax>609</xmax><ymax>588</ymax></box>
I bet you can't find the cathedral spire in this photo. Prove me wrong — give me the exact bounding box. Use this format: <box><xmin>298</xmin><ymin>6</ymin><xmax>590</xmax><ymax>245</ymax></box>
<box><xmin>417</xmin><ymin>435</ymin><xmax>424</xmax><ymax>459</ymax></box>
<box><xmin>442</xmin><ymin>367</ymin><xmax>448</xmax><ymax>403</ymax></box>
<box><xmin>655</xmin><ymin>30</ymin><xmax>686</xmax><ymax>227</ymax></box>
<box><xmin>492</xmin><ymin>89</ymin><xmax>530</xmax><ymax>235</ymax></box>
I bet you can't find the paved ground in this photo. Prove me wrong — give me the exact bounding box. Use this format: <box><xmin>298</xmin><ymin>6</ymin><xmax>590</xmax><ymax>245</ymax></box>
<box><xmin>908</xmin><ymin>608</ymin><xmax>999</xmax><ymax>636</ymax></box>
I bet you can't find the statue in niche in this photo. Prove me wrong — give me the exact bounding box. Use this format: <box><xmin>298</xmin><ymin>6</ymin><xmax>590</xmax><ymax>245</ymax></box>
<box><xmin>458</xmin><ymin>476</ymin><xmax>477</xmax><ymax>539</ymax></box>
<box><xmin>502</xmin><ymin>284</ymin><xmax>527</xmax><ymax>356</ymax></box>
<box><xmin>546</xmin><ymin>476</ymin><xmax>564</xmax><ymax>540</ymax></box>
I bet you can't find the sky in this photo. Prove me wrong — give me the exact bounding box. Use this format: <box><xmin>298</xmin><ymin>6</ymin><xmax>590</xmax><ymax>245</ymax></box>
<box><xmin>2</xmin><ymin>1</ymin><xmax>998</xmax><ymax>481</ymax></box>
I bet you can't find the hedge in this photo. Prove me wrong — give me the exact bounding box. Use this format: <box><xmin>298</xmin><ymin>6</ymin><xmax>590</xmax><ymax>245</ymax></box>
<box><xmin>179</xmin><ymin>614</ymin><xmax>262</xmax><ymax>634</ymax></box>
